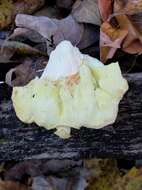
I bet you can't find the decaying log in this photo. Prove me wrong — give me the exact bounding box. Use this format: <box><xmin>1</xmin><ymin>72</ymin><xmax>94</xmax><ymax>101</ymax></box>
<box><xmin>0</xmin><ymin>73</ymin><xmax>142</xmax><ymax>160</ymax></box>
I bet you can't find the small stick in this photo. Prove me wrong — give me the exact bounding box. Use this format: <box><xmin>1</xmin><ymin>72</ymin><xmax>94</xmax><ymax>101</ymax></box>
<box><xmin>0</xmin><ymin>81</ymin><xmax>5</xmax><ymax>84</ymax></box>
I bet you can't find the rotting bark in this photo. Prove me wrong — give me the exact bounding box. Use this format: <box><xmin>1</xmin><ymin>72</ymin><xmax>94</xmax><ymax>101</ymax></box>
<box><xmin>0</xmin><ymin>73</ymin><xmax>142</xmax><ymax>160</ymax></box>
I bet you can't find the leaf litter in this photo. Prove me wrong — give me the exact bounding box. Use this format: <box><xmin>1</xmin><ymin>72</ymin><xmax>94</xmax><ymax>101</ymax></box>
<box><xmin>100</xmin><ymin>0</ymin><xmax>142</xmax><ymax>62</ymax></box>
<box><xmin>0</xmin><ymin>0</ymin><xmax>141</xmax><ymax>88</ymax></box>
<box><xmin>0</xmin><ymin>1</ymin><xmax>142</xmax><ymax>189</ymax></box>
<box><xmin>0</xmin><ymin>159</ymin><xmax>142</xmax><ymax>190</ymax></box>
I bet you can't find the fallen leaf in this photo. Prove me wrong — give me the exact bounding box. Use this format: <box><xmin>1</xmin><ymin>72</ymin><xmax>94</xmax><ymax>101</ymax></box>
<box><xmin>32</xmin><ymin>176</ymin><xmax>53</xmax><ymax>190</ymax></box>
<box><xmin>72</xmin><ymin>0</ymin><xmax>101</xmax><ymax>25</ymax></box>
<box><xmin>0</xmin><ymin>0</ymin><xmax>45</xmax><ymax>29</ymax></box>
<box><xmin>9</xmin><ymin>28</ymin><xmax>45</xmax><ymax>43</ymax></box>
<box><xmin>0</xmin><ymin>180</ymin><xmax>30</xmax><ymax>190</ymax></box>
<box><xmin>67</xmin><ymin>169</ymin><xmax>89</xmax><ymax>190</ymax></box>
<box><xmin>53</xmin><ymin>15</ymin><xmax>84</xmax><ymax>48</ymax></box>
<box><xmin>47</xmin><ymin>177</ymin><xmax>68</xmax><ymax>190</ymax></box>
<box><xmin>113</xmin><ymin>167</ymin><xmax>142</xmax><ymax>190</ymax></box>
<box><xmin>15</xmin><ymin>14</ymin><xmax>64</xmax><ymax>44</ymax></box>
<box><xmin>131</xmin><ymin>12</ymin><xmax>142</xmax><ymax>33</ymax></box>
<box><xmin>0</xmin><ymin>0</ymin><xmax>13</xmax><ymax>29</ymax></box>
<box><xmin>114</xmin><ymin>0</ymin><xmax>142</xmax><ymax>54</ymax></box>
<box><xmin>100</xmin><ymin>22</ymin><xmax>128</xmax><ymax>63</ymax></box>
<box><xmin>5</xmin><ymin>159</ymin><xmax>82</xmax><ymax>181</ymax></box>
<box><xmin>15</xmin><ymin>14</ymin><xmax>99</xmax><ymax>53</ymax></box>
<box><xmin>34</xmin><ymin>6</ymin><xmax>62</xmax><ymax>18</ymax></box>
<box><xmin>123</xmin><ymin>39</ymin><xmax>142</xmax><ymax>54</ymax></box>
<box><xmin>13</xmin><ymin>0</ymin><xmax>45</xmax><ymax>14</ymax></box>
<box><xmin>86</xmin><ymin>159</ymin><xmax>121</xmax><ymax>190</ymax></box>
<box><xmin>42</xmin><ymin>159</ymin><xmax>82</xmax><ymax>175</ymax></box>
<box><xmin>56</xmin><ymin>0</ymin><xmax>74</xmax><ymax>9</ymax></box>
<box><xmin>0</xmin><ymin>47</ymin><xmax>15</xmax><ymax>61</ymax></box>
<box><xmin>98</xmin><ymin>0</ymin><xmax>142</xmax><ymax>60</ymax></box>
<box><xmin>123</xmin><ymin>0</ymin><xmax>142</xmax><ymax>14</ymax></box>
<box><xmin>32</xmin><ymin>175</ymin><xmax>87</xmax><ymax>190</ymax></box>
<box><xmin>0</xmin><ymin>40</ymin><xmax>47</xmax><ymax>60</ymax></box>
<box><xmin>97</xmin><ymin>0</ymin><xmax>113</xmax><ymax>22</ymax></box>
<box><xmin>37</xmin><ymin>169</ymin><xmax>88</xmax><ymax>190</ymax></box>
<box><xmin>86</xmin><ymin>159</ymin><xmax>142</xmax><ymax>190</ymax></box>
<box><xmin>15</xmin><ymin>14</ymin><xmax>83</xmax><ymax>47</ymax></box>
<box><xmin>5</xmin><ymin>59</ymin><xmax>36</xmax><ymax>87</ymax></box>
<box><xmin>5</xmin><ymin>160</ymin><xmax>44</xmax><ymax>182</ymax></box>
<box><xmin>113</xmin><ymin>0</ymin><xmax>142</xmax><ymax>16</ymax></box>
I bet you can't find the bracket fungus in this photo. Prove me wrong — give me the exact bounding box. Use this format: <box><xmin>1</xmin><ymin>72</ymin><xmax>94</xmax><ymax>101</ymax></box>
<box><xmin>12</xmin><ymin>41</ymin><xmax>128</xmax><ymax>138</ymax></box>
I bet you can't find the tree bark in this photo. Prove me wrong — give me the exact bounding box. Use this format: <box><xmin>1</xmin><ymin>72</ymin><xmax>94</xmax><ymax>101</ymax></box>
<box><xmin>0</xmin><ymin>73</ymin><xmax>142</xmax><ymax>160</ymax></box>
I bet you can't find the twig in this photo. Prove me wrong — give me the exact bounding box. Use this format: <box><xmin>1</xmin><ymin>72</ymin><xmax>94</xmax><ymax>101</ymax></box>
<box><xmin>0</xmin><ymin>81</ymin><xmax>5</xmax><ymax>84</ymax></box>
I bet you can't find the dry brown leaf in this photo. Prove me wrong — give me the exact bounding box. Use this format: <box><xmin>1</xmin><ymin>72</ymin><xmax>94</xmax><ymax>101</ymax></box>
<box><xmin>0</xmin><ymin>39</ymin><xmax>46</xmax><ymax>62</ymax></box>
<box><xmin>114</xmin><ymin>0</ymin><xmax>142</xmax><ymax>54</ymax></box>
<box><xmin>87</xmin><ymin>160</ymin><xmax>142</xmax><ymax>190</ymax></box>
<box><xmin>0</xmin><ymin>180</ymin><xmax>30</xmax><ymax>190</ymax></box>
<box><xmin>86</xmin><ymin>159</ymin><xmax>121</xmax><ymax>190</ymax></box>
<box><xmin>72</xmin><ymin>0</ymin><xmax>101</xmax><ymax>25</ymax></box>
<box><xmin>113</xmin><ymin>0</ymin><xmax>142</xmax><ymax>15</ymax></box>
<box><xmin>123</xmin><ymin>39</ymin><xmax>142</xmax><ymax>54</ymax></box>
<box><xmin>5</xmin><ymin>59</ymin><xmax>36</xmax><ymax>87</ymax></box>
<box><xmin>14</xmin><ymin>0</ymin><xmax>45</xmax><ymax>14</ymax></box>
<box><xmin>98</xmin><ymin>0</ymin><xmax>113</xmax><ymax>22</ymax></box>
<box><xmin>124</xmin><ymin>0</ymin><xmax>142</xmax><ymax>14</ymax></box>
<box><xmin>0</xmin><ymin>0</ymin><xmax>45</xmax><ymax>29</ymax></box>
<box><xmin>100</xmin><ymin>22</ymin><xmax>128</xmax><ymax>63</ymax></box>
<box><xmin>114</xmin><ymin>1</ymin><xmax>142</xmax><ymax>42</ymax></box>
<box><xmin>113</xmin><ymin>167</ymin><xmax>142</xmax><ymax>190</ymax></box>
<box><xmin>99</xmin><ymin>0</ymin><xmax>142</xmax><ymax>60</ymax></box>
<box><xmin>1</xmin><ymin>40</ymin><xmax>46</xmax><ymax>56</ymax></box>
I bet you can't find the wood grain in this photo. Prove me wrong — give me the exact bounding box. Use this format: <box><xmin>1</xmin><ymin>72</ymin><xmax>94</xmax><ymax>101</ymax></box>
<box><xmin>0</xmin><ymin>73</ymin><xmax>142</xmax><ymax>160</ymax></box>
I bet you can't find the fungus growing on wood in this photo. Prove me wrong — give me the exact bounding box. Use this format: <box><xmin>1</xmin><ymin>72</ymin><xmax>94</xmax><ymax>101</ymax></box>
<box><xmin>12</xmin><ymin>41</ymin><xmax>128</xmax><ymax>138</ymax></box>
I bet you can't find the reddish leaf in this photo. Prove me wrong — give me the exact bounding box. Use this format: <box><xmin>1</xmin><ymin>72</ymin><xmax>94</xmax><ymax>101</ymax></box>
<box><xmin>123</xmin><ymin>39</ymin><xmax>142</xmax><ymax>54</ymax></box>
<box><xmin>100</xmin><ymin>22</ymin><xmax>128</xmax><ymax>63</ymax></box>
<box><xmin>97</xmin><ymin>0</ymin><xmax>113</xmax><ymax>21</ymax></box>
<box><xmin>114</xmin><ymin>0</ymin><xmax>142</xmax><ymax>54</ymax></box>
